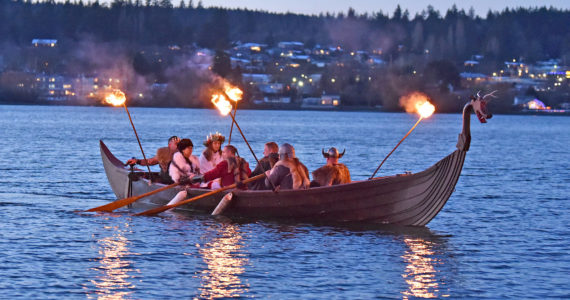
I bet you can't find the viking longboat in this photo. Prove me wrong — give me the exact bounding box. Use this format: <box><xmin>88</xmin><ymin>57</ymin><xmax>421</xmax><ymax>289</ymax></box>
<box><xmin>100</xmin><ymin>96</ymin><xmax>492</xmax><ymax>226</ymax></box>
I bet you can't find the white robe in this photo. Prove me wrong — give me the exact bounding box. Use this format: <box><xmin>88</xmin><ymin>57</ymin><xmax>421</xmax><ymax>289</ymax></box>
<box><xmin>169</xmin><ymin>152</ymin><xmax>200</xmax><ymax>183</ymax></box>
<box><xmin>199</xmin><ymin>151</ymin><xmax>223</xmax><ymax>173</ymax></box>
<box><xmin>199</xmin><ymin>151</ymin><xmax>223</xmax><ymax>188</ymax></box>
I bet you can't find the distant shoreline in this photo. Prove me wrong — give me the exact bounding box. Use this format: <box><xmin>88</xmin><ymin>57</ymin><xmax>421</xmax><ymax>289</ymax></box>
<box><xmin>1</xmin><ymin>101</ymin><xmax>569</xmax><ymax>116</ymax></box>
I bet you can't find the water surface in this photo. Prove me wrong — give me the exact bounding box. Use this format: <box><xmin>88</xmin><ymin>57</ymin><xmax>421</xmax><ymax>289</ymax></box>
<box><xmin>0</xmin><ymin>105</ymin><xmax>568</xmax><ymax>298</ymax></box>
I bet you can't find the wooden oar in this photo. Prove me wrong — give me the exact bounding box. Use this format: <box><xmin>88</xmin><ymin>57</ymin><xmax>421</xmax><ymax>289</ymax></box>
<box><xmin>135</xmin><ymin>173</ymin><xmax>266</xmax><ymax>216</ymax></box>
<box><xmin>87</xmin><ymin>182</ymin><xmax>180</xmax><ymax>212</ymax></box>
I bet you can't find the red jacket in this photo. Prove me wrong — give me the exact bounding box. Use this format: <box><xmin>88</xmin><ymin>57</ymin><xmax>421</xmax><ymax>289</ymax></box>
<box><xmin>203</xmin><ymin>160</ymin><xmax>251</xmax><ymax>188</ymax></box>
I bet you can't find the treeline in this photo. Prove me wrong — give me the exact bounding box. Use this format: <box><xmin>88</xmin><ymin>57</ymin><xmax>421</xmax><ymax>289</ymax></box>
<box><xmin>1</xmin><ymin>0</ymin><xmax>570</xmax><ymax>62</ymax></box>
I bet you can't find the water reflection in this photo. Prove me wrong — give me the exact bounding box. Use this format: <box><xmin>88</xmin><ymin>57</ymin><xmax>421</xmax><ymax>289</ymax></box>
<box><xmin>89</xmin><ymin>222</ymin><xmax>138</xmax><ymax>300</ymax></box>
<box><xmin>197</xmin><ymin>223</ymin><xmax>249</xmax><ymax>298</ymax></box>
<box><xmin>401</xmin><ymin>237</ymin><xmax>449</xmax><ymax>299</ymax></box>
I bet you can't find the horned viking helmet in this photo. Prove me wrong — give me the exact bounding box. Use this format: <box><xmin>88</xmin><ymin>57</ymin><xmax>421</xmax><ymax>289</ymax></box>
<box><xmin>322</xmin><ymin>147</ymin><xmax>345</xmax><ymax>159</ymax></box>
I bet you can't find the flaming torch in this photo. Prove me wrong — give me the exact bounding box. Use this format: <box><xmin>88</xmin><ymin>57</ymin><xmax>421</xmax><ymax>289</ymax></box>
<box><xmin>211</xmin><ymin>91</ymin><xmax>276</xmax><ymax>190</ymax></box>
<box><xmin>369</xmin><ymin>94</ymin><xmax>435</xmax><ymax>179</ymax></box>
<box><xmin>223</xmin><ymin>85</ymin><xmax>243</xmax><ymax>145</ymax></box>
<box><xmin>105</xmin><ymin>89</ymin><xmax>153</xmax><ymax>179</ymax></box>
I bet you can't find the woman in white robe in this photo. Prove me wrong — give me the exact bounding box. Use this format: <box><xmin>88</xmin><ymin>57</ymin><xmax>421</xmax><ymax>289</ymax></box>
<box><xmin>199</xmin><ymin>132</ymin><xmax>225</xmax><ymax>189</ymax></box>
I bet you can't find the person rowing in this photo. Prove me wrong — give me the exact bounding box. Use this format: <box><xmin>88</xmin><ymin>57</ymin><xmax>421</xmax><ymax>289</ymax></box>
<box><xmin>166</xmin><ymin>138</ymin><xmax>201</xmax><ymax>206</ymax></box>
<box><xmin>311</xmin><ymin>147</ymin><xmax>351</xmax><ymax>187</ymax></box>
<box><xmin>126</xmin><ymin>135</ymin><xmax>180</xmax><ymax>183</ymax></box>
<box><xmin>249</xmin><ymin>142</ymin><xmax>279</xmax><ymax>190</ymax></box>
<box><xmin>263</xmin><ymin>143</ymin><xmax>310</xmax><ymax>190</ymax></box>
<box><xmin>193</xmin><ymin>145</ymin><xmax>252</xmax><ymax>189</ymax></box>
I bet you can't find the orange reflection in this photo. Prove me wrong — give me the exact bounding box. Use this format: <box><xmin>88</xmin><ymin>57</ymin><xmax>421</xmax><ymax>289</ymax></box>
<box><xmin>89</xmin><ymin>223</ymin><xmax>138</xmax><ymax>300</ymax></box>
<box><xmin>401</xmin><ymin>238</ymin><xmax>447</xmax><ymax>299</ymax></box>
<box><xmin>198</xmin><ymin>224</ymin><xmax>249</xmax><ymax>298</ymax></box>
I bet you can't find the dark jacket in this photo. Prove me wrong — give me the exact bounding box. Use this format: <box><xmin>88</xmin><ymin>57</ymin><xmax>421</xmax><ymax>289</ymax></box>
<box><xmin>249</xmin><ymin>153</ymin><xmax>279</xmax><ymax>190</ymax></box>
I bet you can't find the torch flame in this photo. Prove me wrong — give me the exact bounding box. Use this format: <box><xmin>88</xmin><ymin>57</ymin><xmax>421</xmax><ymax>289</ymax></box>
<box><xmin>105</xmin><ymin>89</ymin><xmax>126</xmax><ymax>106</ymax></box>
<box><xmin>416</xmin><ymin>101</ymin><xmax>435</xmax><ymax>118</ymax></box>
<box><xmin>400</xmin><ymin>92</ymin><xmax>435</xmax><ymax>118</ymax></box>
<box><xmin>224</xmin><ymin>86</ymin><xmax>243</xmax><ymax>102</ymax></box>
<box><xmin>211</xmin><ymin>94</ymin><xmax>233</xmax><ymax>116</ymax></box>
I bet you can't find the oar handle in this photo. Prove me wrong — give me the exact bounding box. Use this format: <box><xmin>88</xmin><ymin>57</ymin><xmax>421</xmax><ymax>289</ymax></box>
<box><xmin>135</xmin><ymin>173</ymin><xmax>266</xmax><ymax>216</ymax></box>
<box><xmin>87</xmin><ymin>182</ymin><xmax>180</xmax><ymax>212</ymax></box>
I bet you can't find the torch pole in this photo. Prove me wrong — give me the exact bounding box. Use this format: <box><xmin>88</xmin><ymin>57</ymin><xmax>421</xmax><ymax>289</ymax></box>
<box><xmin>369</xmin><ymin>116</ymin><xmax>423</xmax><ymax>180</ymax></box>
<box><xmin>228</xmin><ymin>101</ymin><xmax>238</xmax><ymax>145</ymax></box>
<box><xmin>123</xmin><ymin>103</ymin><xmax>153</xmax><ymax>180</ymax></box>
<box><xmin>226</xmin><ymin>109</ymin><xmax>277</xmax><ymax>191</ymax></box>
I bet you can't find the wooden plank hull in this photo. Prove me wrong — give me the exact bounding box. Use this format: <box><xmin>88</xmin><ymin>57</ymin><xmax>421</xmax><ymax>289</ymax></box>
<box><xmin>101</xmin><ymin>141</ymin><xmax>466</xmax><ymax>226</ymax></box>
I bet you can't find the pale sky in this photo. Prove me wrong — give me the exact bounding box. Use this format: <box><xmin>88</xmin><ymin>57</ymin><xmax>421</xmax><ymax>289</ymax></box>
<box><xmin>137</xmin><ymin>0</ymin><xmax>569</xmax><ymax>17</ymax></box>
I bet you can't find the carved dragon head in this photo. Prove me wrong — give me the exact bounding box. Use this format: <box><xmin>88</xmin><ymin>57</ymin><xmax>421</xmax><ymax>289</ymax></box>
<box><xmin>470</xmin><ymin>91</ymin><xmax>496</xmax><ymax>123</ymax></box>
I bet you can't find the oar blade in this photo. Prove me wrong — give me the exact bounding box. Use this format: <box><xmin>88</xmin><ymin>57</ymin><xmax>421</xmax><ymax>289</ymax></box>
<box><xmin>86</xmin><ymin>196</ymin><xmax>140</xmax><ymax>212</ymax></box>
<box><xmin>86</xmin><ymin>182</ymin><xmax>179</xmax><ymax>212</ymax></box>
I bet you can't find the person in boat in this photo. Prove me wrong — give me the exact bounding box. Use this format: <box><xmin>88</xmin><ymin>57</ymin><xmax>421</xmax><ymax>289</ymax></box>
<box><xmin>199</xmin><ymin>132</ymin><xmax>225</xmax><ymax>189</ymax></box>
<box><xmin>263</xmin><ymin>143</ymin><xmax>310</xmax><ymax>190</ymax></box>
<box><xmin>169</xmin><ymin>138</ymin><xmax>201</xmax><ymax>184</ymax></box>
<box><xmin>249</xmin><ymin>142</ymin><xmax>280</xmax><ymax>190</ymax></box>
<box><xmin>126</xmin><ymin>135</ymin><xmax>180</xmax><ymax>183</ymax></box>
<box><xmin>310</xmin><ymin>147</ymin><xmax>351</xmax><ymax>187</ymax></box>
<box><xmin>194</xmin><ymin>145</ymin><xmax>251</xmax><ymax>189</ymax></box>
<box><xmin>166</xmin><ymin>138</ymin><xmax>201</xmax><ymax>206</ymax></box>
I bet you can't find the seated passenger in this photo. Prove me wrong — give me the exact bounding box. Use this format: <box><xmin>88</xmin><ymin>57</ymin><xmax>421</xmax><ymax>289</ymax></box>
<box><xmin>311</xmin><ymin>147</ymin><xmax>351</xmax><ymax>187</ymax></box>
<box><xmin>200</xmin><ymin>132</ymin><xmax>225</xmax><ymax>173</ymax></box>
<box><xmin>196</xmin><ymin>145</ymin><xmax>251</xmax><ymax>189</ymax></box>
<box><xmin>249</xmin><ymin>142</ymin><xmax>279</xmax><ymax>190</ymax></box>
<box><xmin>166</xmin><ymin>138</ymin><xmax>200</xmax><ymax>206</ymax></box>
<box><xmin>264</xmin><ymin>143</ymin><xmax>310</xmax><ymax>190</ymax></box>
<box><xmin>126</xmin><ymin>135</ymin><xmax>180</xmax><ymax>183</ymax></box>
<box><xmin>199</xmin><ymin>132</ymin><xmax>225</xmax><ymax>189</ymax></box>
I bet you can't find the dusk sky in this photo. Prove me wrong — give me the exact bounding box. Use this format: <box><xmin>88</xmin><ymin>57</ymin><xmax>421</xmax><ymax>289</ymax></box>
<box><xmin>98</xmin><ymin>0</ymin><xmax>570</xmax><ymax>17</ymax></box>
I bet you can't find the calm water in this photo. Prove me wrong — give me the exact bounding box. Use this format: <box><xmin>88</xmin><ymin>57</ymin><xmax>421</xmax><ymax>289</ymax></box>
<box><xmin>0</xmin><ymin>105</ymin><xmax>568</xmax><ymax>299</ymax></box>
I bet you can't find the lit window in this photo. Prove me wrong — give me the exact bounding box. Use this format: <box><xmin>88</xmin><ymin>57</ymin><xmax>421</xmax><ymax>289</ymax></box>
<box><xmin>333</xmin><ymin>100</ymin><xmax>339</xmax><ymax>106</ymax></box>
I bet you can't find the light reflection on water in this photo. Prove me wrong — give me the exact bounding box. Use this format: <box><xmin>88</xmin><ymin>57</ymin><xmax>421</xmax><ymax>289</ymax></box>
<box><xmin>401</xmin><ymin>237</ymin><xmax>447</xmax><ymax>299</ymax></box>
<box><xmin>89</xmin><ymin>222</ymin><xmax>138</xmax><ymax>300</ymax></box>
<box><xmin>197</xmin><ymin>223</ymin><xmax>248</xmax><ymax>299</ymax></box>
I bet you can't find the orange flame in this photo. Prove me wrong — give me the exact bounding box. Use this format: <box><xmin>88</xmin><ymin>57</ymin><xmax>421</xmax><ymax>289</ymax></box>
<box><xmin>224</xmin><ymin>86</ymin><xmax>243</xmax><ymax>102</ymax></box>
<box><xmin>211</xmin><ymin>94</ymin><xmax>233</xmax><ymax>116</ymax></box>
<box><xmin>416</xmin><ymin>101</ymin><xmax>435</xmax><ymax>118</ymax></box>
<box><xmin>105</xmin><ymin>89</ymin><xmax>126</xmax><ymax>106</ymax></box>
<box><xmin>400</xmin><ymin>92</ymin><xmax>436</xmax><ymax>118</ymax></box>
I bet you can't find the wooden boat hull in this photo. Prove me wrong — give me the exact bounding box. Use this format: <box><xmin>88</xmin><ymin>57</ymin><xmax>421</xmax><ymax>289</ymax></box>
<box><xmin>101</xmin><ymin>141</ymin><xmax>465</xmax><ymax>226</ymax></box>
<box><xmin>100</xmin><ymin>100</ymin><xmax>487</xmax><ymax>226</ymax></box>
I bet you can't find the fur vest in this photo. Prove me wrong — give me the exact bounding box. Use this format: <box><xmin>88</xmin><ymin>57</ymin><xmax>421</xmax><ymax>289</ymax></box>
<box><xmin>312</xmin><ymin>163</ymin><xmax>351</xmax><ymax>186</ymax></box>
<box><xmin>272</xmin><ymin>159</ymin><xmax>310</xmax><ymax>189</ymax></box>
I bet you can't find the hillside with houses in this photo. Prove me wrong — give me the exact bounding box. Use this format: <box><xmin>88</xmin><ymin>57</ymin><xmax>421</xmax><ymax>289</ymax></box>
<box><xmin>0</xmin><ymin>1</ymin><xmax>569</xmax><ymax>113</ymax></box>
